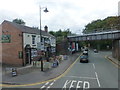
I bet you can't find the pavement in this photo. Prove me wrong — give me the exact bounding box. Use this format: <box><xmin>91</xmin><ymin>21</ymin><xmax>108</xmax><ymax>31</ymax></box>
<box><xmin>2</xmin><ymin>53</ymin><xmax>80</xmax><ymax>85</ymax></box>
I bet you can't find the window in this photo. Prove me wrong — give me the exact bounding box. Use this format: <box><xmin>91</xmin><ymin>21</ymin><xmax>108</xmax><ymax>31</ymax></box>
<box><xmin>18</xmin><ymin>51</ymin><xmax>23</xmax><ymax>59</ymax></box>
<box><xmin>32</xmin><ymin>35</ymin><xmax>36</xmax><ymax>44</ymax></box>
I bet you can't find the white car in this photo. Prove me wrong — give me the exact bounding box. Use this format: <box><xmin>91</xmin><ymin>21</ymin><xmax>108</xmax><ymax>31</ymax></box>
<box><xmin>83</xmin><ymin>50</ymin><xmax>88</xmax><ymax>55</ymax></box>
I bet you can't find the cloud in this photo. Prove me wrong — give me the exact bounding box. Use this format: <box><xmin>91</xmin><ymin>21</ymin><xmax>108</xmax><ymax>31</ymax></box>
<box><xmin>0</xmin><ymin>0</ymin><xmax>119</xmax><ymax>34</ymax></box>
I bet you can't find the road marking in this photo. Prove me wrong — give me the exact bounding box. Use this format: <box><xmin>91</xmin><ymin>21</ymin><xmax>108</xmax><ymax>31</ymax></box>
<box><xmin>41</xmin><ymin>85</ymin><xmax>45</xmax><ymax>89</ymax></box>
<box><xmin>64</xmin><ymin>76</ymin><xmax>96</xmax><ymax>79</ymax></box>
<box><xmin>63</xmin><ymin>80</ymin><xmax>71</xmax><ymax>88</ymax></box>
<box><xmin>46</xmin><ymin>80</ymin><xmax>56</xmax><ymax>89</ymax></box>
<box><xmin>47</xmin><ymin>86</ymin><xmax>50</xmax><ymax>88</ymax></box>
<box><xmin>49</xmin><ymin>80</ymin><xmax>56</xmax><ymax>86</ymax></box>
<box><xmin>1</xmin><ymin>54</ymin><xmax>81</xmax><ymax>87</ymax></box>
<box><xmin>69</xmin><ymin>80</ymin><xmax>77</xmax><ymax>88</ymax></box>
<box><xmin>45</xmin><ymin>82</ymin><xmax>49</xmax><ymax>85</ymax></box>
<box><xmin>41</xmin><ymin>80</ymin><xmax>56</xmax><ymax>89</ymax></box>
<box><xmin>63</xmin><ymin>80</ymin><xmax>90</xmax><ymax>89</ymax></box>
<box><xmin>83</xmin><ymin>81</ymin><xmax>90</xmax><ymax>89</ymax></box>
<box><xmin>93</xmin><ymin>63</ymin><xmax>95</xmax><ymax>69</ymax></box>
<box><xmin>41</xmin><ymin>82</ymin><xmax>49</xmax><ymax>89</ymax></box>
<box><xmin>95</xmin><ymin>72</ymin><xmax>101</xmax><ymax>87</ymax></box>
<box><xmin>105</xmin><ymin>55</ymin><xmax>120</xmax><ymax>68</ymax></box>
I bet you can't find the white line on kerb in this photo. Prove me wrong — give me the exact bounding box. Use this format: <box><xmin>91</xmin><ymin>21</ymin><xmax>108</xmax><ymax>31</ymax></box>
<box><xmin>93</xmin><ymin>63</ymin><xmax>95</xmax><ymax>69</ymax></box>
<box><xmin>95</xmin><ymin>72</ymin><xmax>101</xmax><ymax>87</ymax></box>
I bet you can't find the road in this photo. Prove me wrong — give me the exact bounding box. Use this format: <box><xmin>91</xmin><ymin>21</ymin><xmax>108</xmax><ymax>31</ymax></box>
<box><xmin>3</xmin><ymin>50</ymin><xmax>119</xmax><ymax>89</ymax></box>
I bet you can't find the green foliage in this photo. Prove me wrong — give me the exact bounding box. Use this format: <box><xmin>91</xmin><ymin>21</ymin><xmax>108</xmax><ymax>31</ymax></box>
<box><xmin>12</xmin><ymin>18</ymin><xmax>25</xmax><ymax>25</ymax></box>
<box><xmin>82</xmin><ymin>16</ymin><xmax>119</xmax><ymax>50</ymax></box>
<box><xmin>83</xmin><ymin>16</ymin><xmax>120</xmax><ymax>34</ymax></box>
<box><xmin>89</xmin><ymin>40</ymin><xmax>112</xmax><ymax>50</ymax></box>
<box><xmin>49</xmin><ymin>28</ymin><xmax>72</xmax><ymax>43</ymax></box>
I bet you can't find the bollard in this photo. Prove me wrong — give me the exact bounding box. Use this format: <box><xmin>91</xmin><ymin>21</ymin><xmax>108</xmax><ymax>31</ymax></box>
<box><xmin>12</xmin><ymin>68</ymin><xmax>17</xmax><ymax>77</ymax></box>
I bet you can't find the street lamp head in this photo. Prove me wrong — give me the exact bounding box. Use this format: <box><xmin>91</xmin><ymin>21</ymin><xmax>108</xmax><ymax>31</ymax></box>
<box><xmin>44</xmin><ymin>8</ymin><xmax>49</xmax><ymax>13</ymax></box>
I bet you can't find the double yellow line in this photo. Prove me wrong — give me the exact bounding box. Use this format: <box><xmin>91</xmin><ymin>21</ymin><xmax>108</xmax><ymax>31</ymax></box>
<box><xmin>105</xmin><ymin>55</ymin><xmax>120</xmax><ymax>69</ymax></box>
<box><xmin>1</xmin><ymin>55</ymin><xmax>80</xmax><ymax>87</ymax></box>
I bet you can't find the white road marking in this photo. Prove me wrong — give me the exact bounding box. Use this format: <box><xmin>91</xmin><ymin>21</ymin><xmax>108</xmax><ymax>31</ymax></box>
<box><xmin>76</xmin><ymin>81</ymin><xmax>82</xmax><ymax>88</ymax></box>
<box><xmin>83</xmin><ymin>81</ymin><xmax>90</xmax><ymax>89</ymax></box>
<box><xmin>63</xmin><ymin>80</ymin><xmax>90</xmax><ymax>89</ymax></box>
<box><xmin>41</xmin><ymin>82</ymin><xmax>49</xmax><ymax>89</ymax></box>
<box><xmin>69</xmin><ymin>80</ymin><xmax>77</xmax><ymax>88</ymax></box>
<box><xmin>41</xmin><ymin>85</ymin><xmax>45</xmax><ymax>89</ymax></box>
<box><xmin>45</xmin><ymin>82</ymin><xmax>49</xmax><ymax>85</ymax></box>
<box><xmin>95</xmin><ymin>72</ymin><xmax>101</xmax><ymax>87</ymax></box>
<box><xmin>63</xmin><ymin>80</ymin><xmax>72</xmax><ymax>88</ymax></box>
<box><xmin>64</xmin><ymin>76</ymin><xmax>96</xmax><ymax>79</ymax></box>
<box><xmin>93</xmin><ymin>63</ymin><xmax>95</xmax><ymax>69</ymax></box>
<box><xmin>50</xmin><ymin>82</ymin><xmax>54</xmax><ymax>86</ymax></box>
<box><xmin>47</xmin><ymin>86</ymin><xmax>51</xmax><ymax>88</ymax></box>
<box><xmin>46</xmin><ymin>80</ymin><xmax>56</xmax><ymax>88</ymax></box>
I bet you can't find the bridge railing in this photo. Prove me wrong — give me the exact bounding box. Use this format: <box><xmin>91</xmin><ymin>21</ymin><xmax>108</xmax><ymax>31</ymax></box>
<box><xmin>84</xmin><ymin>28</ymin><xmax>118</xmax><ymax>34</ymax></box>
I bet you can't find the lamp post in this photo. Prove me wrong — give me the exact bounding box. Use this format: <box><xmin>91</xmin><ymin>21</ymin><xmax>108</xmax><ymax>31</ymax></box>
<box><xmin>39</xmin><ymin>6</ymin><xmax>49</xmax><ymax>71</ymax></box>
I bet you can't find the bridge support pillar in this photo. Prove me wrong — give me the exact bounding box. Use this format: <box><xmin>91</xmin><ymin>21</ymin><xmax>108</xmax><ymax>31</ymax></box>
<box><xmin>97</xmin><ymin>44</ymin><xmax>100</xmax><ymax>51</ymax></box>
<box><xmin>112</xmin><ymin>39</ymin><xmax>120</xmax><ymax>61</ymax></box>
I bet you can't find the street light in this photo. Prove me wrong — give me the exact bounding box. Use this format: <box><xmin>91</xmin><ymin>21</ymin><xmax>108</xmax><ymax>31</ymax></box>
<box><xmin>40</xmin><ymin>6</ymin><xmax>49</xmax><ymax>42</ymax></box>
<box><xmin>39</xmin><ymin>6</ymin><xmax>49</xmax><ymax>71</ymax></box>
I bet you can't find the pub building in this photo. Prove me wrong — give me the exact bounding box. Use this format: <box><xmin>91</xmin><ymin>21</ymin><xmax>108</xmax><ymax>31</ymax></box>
<box><xmin>0</xmin><ymin>20</ymin><xmax>56</xmax><ymax>66</ymax></box>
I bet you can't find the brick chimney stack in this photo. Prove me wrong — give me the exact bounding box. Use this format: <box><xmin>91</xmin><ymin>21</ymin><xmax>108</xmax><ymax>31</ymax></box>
<box><xmin>44</xmin><ymin>25</ymin><xmax>48</xmax><ymax>32</ymax></box>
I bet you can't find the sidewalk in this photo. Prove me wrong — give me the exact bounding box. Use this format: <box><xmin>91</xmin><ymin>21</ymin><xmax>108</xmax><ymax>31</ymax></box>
<box><xmin>107</xmin><ymin>55</ymin><xmax>120</xmax><ymax>67</ymax></box>
<box><xmin>2</xmin><ymin>53</ymin><xmax>80</xmax><ymax>85</ymax></box>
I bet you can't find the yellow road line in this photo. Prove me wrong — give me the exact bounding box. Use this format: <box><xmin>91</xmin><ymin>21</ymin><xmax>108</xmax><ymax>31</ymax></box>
<box><xmin>105</xmin><ymin>55</ymin><xmax>120</xmax><ymax>69</ymax></box>
<box><xmin>1</xmin><ymin>54</ymin><xmax>81</xmax><ymax>87</ymax></box>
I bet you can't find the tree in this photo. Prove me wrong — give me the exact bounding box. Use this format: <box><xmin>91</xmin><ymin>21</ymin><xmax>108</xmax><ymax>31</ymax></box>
<box><xmin>49</xmin><ymin>31</ymin><xmax>55</xmax><ymax>36</ymax></box>
<box><xmin>12</xmin><ymin>18</ymin><xmax>25</xmax><ymax>25</ymax></box>
<box><xmin>82</xmin><ymin>16</ymin><xmax>119</xmax><ymax>50</ymax></box>
<box><xmin>49</xmin><ymin>29</ymin><xmax>72</xmax><ymax>43</ymax></box>
<box><xmin>83</xmin><ymin>16</ymin><xmax>120</xmax><ymax>34</ymax></box>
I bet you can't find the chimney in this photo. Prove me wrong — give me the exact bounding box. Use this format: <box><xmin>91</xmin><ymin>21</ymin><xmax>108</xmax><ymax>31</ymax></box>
<box><xmin>44</xmin><ymin>25</ymin><xmax>48</xmax><ymax>32</ymax></box>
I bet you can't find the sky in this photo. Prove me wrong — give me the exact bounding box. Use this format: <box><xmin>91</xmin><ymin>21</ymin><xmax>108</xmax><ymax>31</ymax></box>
<box><xmin>0</xmin><ymin>0</ymin><xmax>119</xmax><ymax>34</ymax></box>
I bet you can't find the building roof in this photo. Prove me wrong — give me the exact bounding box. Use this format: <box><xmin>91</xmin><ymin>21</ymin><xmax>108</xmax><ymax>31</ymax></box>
<box><xmin>2</xmin><ymin>20</ymin><xmax>55</xmax><ymax>38</ymax></box>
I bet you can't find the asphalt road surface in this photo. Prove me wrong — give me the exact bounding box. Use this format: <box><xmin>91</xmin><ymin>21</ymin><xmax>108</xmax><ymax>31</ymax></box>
<box><xmin>4</xmin><ymin>50</ymin><xmax>119</xmax><ymax>89</ymax></box>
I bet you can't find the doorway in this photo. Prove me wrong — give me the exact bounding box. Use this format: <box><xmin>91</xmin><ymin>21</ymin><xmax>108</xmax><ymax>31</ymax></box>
<box><xmin>25</xmin><ymin>45</ymin><xmax>31</xmax><ymax>65</ymax></box>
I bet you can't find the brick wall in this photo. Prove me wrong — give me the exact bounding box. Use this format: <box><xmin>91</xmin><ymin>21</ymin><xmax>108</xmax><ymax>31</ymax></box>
<box><xmin>2</xmin><ymin>21</ymin><xmax>23</xmax><ymax>66</ymax></box>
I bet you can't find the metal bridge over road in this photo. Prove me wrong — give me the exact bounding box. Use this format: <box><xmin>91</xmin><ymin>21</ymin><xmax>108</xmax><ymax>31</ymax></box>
<box><xmin>68</xmin><ymin>30</ymin><xmax>120</xmax><ymax>42</ymax></box>
<box><xmin>67</xmin><ymin>30</ymin><xmax>120</xmax><ymax>61</ymax></box>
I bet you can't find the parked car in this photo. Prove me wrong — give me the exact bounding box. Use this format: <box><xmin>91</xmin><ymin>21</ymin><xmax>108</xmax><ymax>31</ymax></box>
<box><xmin>80</xmin><ymin>55</ymin><xmax>89</xmax><ymax>63</ymax></box>
<box><xmin>94</xmin><ymin>49</ymin><xmax>98</xmax><ymax>53</ymax></box>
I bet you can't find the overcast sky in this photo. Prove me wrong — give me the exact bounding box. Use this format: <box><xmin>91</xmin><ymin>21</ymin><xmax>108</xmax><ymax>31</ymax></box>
<box><xmin>0</xmin><ymin>0</ymin><xmax>119</xmax><ymax>34</ymax></box>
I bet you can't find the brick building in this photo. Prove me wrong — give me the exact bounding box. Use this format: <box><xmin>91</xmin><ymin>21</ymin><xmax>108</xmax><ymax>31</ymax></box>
<box><xmin>0</xmin><ymin>20</ymin><xmax>56</xmax><ymax>66</ymax></box>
